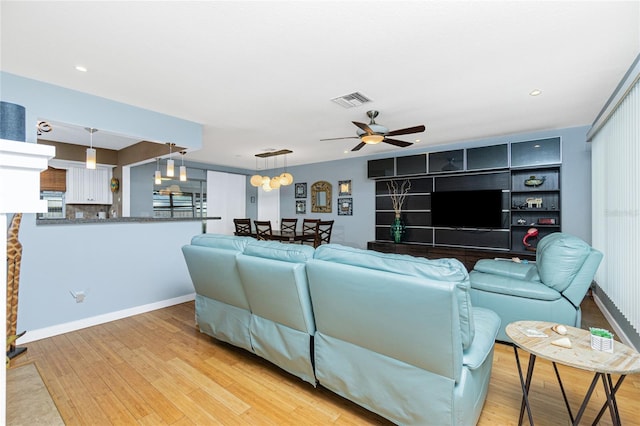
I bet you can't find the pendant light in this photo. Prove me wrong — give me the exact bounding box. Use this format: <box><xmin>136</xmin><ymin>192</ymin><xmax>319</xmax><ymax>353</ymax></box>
<box><xmin>179</xmin><ymin>151</ymin><xmax>187</xmax><ymax>182</ymax></box>
<box><xmin>250</xmin><ymin>156</ymin><xmax>263</xmax><ymax>187</ymax></box>
<box><xmin>279</xmin><ymin>152</ymin><xmax>293</xmax><ymax>185</ymax></box>
<box><xmin>166</xmin><ymin>143</ymin><xmax>175</xmax><ymax>177</ymax></box>
<box><xmin>154</xmin><ymin>158</ymin><xmax>162</xmax><ymax>185</ymax></box>
<box><xmin>85</xmin><ymin>127</ymin><xmax>97</xmax><ymax>169</ymax></box>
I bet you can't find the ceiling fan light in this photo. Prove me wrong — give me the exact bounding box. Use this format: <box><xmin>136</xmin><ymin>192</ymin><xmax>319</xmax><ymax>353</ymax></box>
<box><xmin>362</xmin><ymin>134</ymin><xmax>384</xmax><ymax>144</ymax></box>
<box><xmin>250</xmin><ymin>174</ymin><xmax>263</xmax><ymax>187</ymax></box>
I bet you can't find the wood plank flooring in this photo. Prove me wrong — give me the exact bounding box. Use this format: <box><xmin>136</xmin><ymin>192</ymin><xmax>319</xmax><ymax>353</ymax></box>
<box><xmin>10</xmin><ymin>295</ymin><xmax>640</xmax><ymax>425</ymax></box>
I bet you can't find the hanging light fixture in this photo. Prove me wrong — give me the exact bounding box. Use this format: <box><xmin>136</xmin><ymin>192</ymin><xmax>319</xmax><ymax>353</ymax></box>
<box><xmin>166</xmin><ymin>143</ymin><xmax>175</xmax><ymax>177</ymax></box>
<box><xmin>85</xmin><ymin>127</ymin><xmax>98</xmax><ymax>169</ymax></box>
<box><xmin>179</xmin><ymin>151</ymin><xmax>187</xmax><ymax>182</ymax></box>
<box><xmin>252</xmin><ymin>149</ymin><xmax>294</xmax><ymax>191</ymax></box>
<box><xmin>250</xmin><ymin>156</ymin><xmax>263</xmax><ymax>187</ymax></box>
<box><xmin>154</xmin><ymin>158</ymin><xmax>162</xmax><ymax>185</ymax></box>
<box><xmin>279</xmin><ymin>151</ymin><xmax>293</xmax><ymax>185</ymax></box>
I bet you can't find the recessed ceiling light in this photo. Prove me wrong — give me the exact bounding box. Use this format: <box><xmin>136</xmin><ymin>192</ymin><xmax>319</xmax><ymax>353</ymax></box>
<box><xmin>415</xmin><ymin>139</ymin><xmax>421</xmax><ymax>143</ymax></box>
<box><xmin>343</xmin><ymin>150</ymin><xmax>349</xmax><ymax>154</ymax></box>
<box><xmin>529</xmin><ymin>89</ymin><xmax>542</xmax><ymax>96</ymax></box>
<box><xmin>75</xmin><ymin>65</ymin><xmax>88</xmax><ymax>72</ymax></box>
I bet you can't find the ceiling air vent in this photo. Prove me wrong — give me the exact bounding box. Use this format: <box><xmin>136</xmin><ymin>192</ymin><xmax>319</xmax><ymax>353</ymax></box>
<box><xmin>331</xmin><ymin>92</ymin><xmax>372</xmax><ymax>108</ymax></box>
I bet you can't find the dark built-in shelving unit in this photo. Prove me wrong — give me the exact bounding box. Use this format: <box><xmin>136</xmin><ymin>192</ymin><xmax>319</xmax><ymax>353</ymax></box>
<box><xmin>368</xmin><ymin>137</ymin><xmax>561</xmax><ymax>262</ymax></box>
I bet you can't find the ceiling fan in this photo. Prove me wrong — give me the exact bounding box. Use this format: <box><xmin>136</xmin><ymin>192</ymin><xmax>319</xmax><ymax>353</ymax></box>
<box><xmin>321</xmin><ymin>110</ymin><xmax>426</xmax><ymax>151</ymax></box>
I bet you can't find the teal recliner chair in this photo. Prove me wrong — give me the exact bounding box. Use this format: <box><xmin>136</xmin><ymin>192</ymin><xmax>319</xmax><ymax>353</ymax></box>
<box><xmin>469</xmin><ymin>232</ymin><xmax>603</xmax><ymax>342</ymax></box>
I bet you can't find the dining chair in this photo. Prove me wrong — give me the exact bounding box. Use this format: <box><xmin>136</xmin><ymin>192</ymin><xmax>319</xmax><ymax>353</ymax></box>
<box><xmin>281</xmin><ymin>218</ymin><xmax>298</xmax><ymax>234</ymax></box>
<box><xmin>254</xmin><ymin>220</ymin><xmax>273</xmax><ymax>240</ymax></box>
<box><xmin>301</xmin><ymin>219</ymin><xmax>320</xmax><ymax>245</ymax></box>
<box><xmin>314</xmin><ymin>220</ymin><xmax>334</xmax><ymax>248</ymax></box>
<box><xmin>233</xmin><ymin>218</ymin><xmax>252</xmax><ymax>236</ymax></box>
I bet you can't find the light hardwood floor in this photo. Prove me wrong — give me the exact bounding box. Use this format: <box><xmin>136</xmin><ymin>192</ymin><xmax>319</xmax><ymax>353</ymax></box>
<box><xmin>10</xmin><ymin>295</ymin><xmax>640</xmax><ymax>425</ymax></box>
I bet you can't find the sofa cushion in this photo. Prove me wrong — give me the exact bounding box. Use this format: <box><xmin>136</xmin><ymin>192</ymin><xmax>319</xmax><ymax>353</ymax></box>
<box><xmin>473</xmin><ymin>259</ymin><xmax>540</xmax><ymax>282</ymax></box>
<box><xmin>191</xmin><ymin>233</ymin><xmax>254</xmax><ymax>251</ymax></box>
<box><xmin>244</xmin><ymin>240</ymin><xmax>315</xmax><ymax>262</ymax></box>
<box><xmin>536</xmin><ymin>233</ymin><xmax>591</xmax><ymax>293</ymax></box>
<box><xmin>314</xmin><ymin>244</ymin><xmax>476</xmax><ymax>349</ymax></box>
<box><xmin>469</xmin><ymin>270</ymin><xmax>562</xmax><ymax>301</ymax></box>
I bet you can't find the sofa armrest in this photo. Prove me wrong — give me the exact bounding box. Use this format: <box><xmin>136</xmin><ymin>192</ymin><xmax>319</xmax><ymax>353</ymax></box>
<box><xmin>463</xmin><ymin>307</ymin><xmax>500</xmax><ymax>370</ymax></box>
<box><xmin>473</xmin><ymin>259</ymin><xmax>539</xmax><ymax>281</ymax></box>
<box><xmin>470</xmin><ymin>271</ymin><xmax>561</xmax><ymax>301</ymax></box>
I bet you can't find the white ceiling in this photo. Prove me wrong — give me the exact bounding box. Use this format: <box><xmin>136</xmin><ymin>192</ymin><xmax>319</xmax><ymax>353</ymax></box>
<box><xmin>2</xmin><ymin>1</ymin><xmax>639</xmax><ymax>169</ymax></box>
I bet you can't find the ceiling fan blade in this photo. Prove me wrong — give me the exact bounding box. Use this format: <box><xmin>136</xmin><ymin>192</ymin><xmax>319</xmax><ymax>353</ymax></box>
<box><xmin>352</xmin><ymin>121</ymin><xmax>374</xmax><ymax>135</ymax></box>
<box><xmin>320</xmin><ymin>136</ymin><xmax>360</xmax><ymax>141</ymax></box>
<box><xmin>351</xmin><ymin>142</ymin><xmax>367</xmax><ymax>151</ymax></box>
<box><xmin>385</xmin><ymin>125</ymin><xmax>426</xmax><ymax>137</ymax></box>
<box><xmin>383</xmin><ymin>138</ymin><xmax>413</xmax><ymax>148</ymax></box>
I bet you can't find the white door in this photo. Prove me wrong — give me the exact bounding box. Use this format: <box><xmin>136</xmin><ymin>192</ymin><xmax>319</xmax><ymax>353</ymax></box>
<box><xmin>258</xmin><ymin>188</ymin><xmax>280</xmax><ymax>230</ymax></box>
<box><xmin>206</xmin><ymin>171</ymin><xmax>246</xmax><ymax>234</ymax></box>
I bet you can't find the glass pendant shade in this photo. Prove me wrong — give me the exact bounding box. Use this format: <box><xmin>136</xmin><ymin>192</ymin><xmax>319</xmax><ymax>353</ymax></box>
<box><xmin>166</xmin><ymin>159</ymin><xmax>175</xmax><ymax>177</ymax></box>
<box><xmin>269</xmin><ymin>177</ymin><xmax>281</xmax><ymax>189</ymax></box>
<box><xmin>250</xmin><ymin>174</ymin><xmax>263</xmax><ymax>187</ymax></box>
<box><xmin>179</xmin><ymin>165</ymin><xmax>187</xmax><ymax>182</ymax></box>
<box><xmin>280</xmin><ymin>172</ymin><xmax>293</xmax><ymax>185</ymax></box>
<box><xmin>362</xmin><ymin>134</ymin><xmax>384</xmax><ymax>144</ymax></box>
<box><xmin>154</xmin><ymin>169</ymin><xmax>162</xmax><ymax>185</ymax></box>
<box><xmin>86</xmin><ymin>148</ymin><xmax>97</xmax><ymax>169</ymax></box>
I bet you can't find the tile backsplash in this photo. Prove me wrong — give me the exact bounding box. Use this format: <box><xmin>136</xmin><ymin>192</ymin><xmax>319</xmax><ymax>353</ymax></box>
<box><xmin>66</xmin><ymin>204</ymin><xmax>112</xmax><ymax>220</ymax></box>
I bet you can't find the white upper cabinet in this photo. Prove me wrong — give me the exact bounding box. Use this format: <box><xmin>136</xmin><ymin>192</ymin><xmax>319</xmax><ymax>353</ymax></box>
<box><xmin>66</xmin><ymin>166</ymin><xmax>113</xmax><ymax>204</ymax></box>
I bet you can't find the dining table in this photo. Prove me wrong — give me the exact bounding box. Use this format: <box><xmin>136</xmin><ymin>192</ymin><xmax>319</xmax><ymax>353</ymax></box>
<box><xmin>254</xmin><ymin>230</ymin><xmax>316</xmax><ymax>244</ymax></box>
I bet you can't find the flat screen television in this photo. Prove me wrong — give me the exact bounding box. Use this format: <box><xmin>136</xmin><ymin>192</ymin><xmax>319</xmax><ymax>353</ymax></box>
<box><xmin>431</xmin><ymin>189</ymin><xmax>504</xmax><ymax>229</ymax></box>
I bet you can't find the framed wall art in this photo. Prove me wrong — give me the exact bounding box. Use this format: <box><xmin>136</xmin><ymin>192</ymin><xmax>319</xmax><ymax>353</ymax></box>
<box><xmin>338</xmin><ymin>180</ymin><xmax>352</xmax><ymax>196</ymax></box>
<box><xmin>295</xmin><ymin>182</ymin><xmax>307</xmax><ymax>198</ymax></box>
<box><xmin>296</xmin><ymin>200</ymin><xmax>306</xmax><ymax>214</ymax></box>
<box><xmin>338</xmin><ymin>197</ymin><xmax>353</xmax><ymax>216</ymax></box>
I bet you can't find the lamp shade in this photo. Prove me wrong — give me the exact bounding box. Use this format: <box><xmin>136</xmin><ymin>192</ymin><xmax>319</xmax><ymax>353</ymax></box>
<box><xmin>154</xmin><ymin>169</ymin><xmax>162</xmax><ymax>185</ymax></box>
<box><xmin>280</xmin><ymin>172</ymin><xmax>293</xmax><ymax>185</ymax></box>
<box><xmin>250</xmin><ymin>174</ymin><xmax>263</xmax><ymax>187</ymax></box>
<box><xmin>269</xmin><ymin>177</ymin><xmax>281</xmax><ymax>189</ymax></box>
<box><xmin>362</xmin><ymin>134</ymin><xmax>384</xmax><ymax>144</ymax></box>
<box><xmin>86</xmin><ymin>148</ymin><xmax>97</xmax><ymax>169</ymax></box>
<box><xmin>179</xmin><ymin>165</ymin><xmax>187</xmax><ymax>182</ymax></box>
<box><xmin>166</xmin><ymin>159</ymin><xmax>175</xmax><ymax>177</ymax></box>
<box><xmin>262</xmin><ymin>181</ymin><xmax>273</xmax><ymax>192</ymax></box>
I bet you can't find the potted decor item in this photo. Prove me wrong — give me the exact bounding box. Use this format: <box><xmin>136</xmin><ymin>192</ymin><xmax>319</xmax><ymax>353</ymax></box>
<box><xmin>590</xmin><ymin>327</ymin><xmax>614</xmax><ymax>353</ymax></box>
<box><xmin>0</xmin><ymin>101</ymin><xmax>26</xmax><ymax>142</ymax></box>
<box><xmin>387</xmin><ymin>179</ymin><xmax>411</xmax><ymax>243</ymax></box>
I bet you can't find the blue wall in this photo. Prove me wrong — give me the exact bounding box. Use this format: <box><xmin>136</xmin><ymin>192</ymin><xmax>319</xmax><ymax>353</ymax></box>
<box><xmin>0</xmin><ymin>72</ymin><xmax>202</xmax><ymax>148</ymax></box>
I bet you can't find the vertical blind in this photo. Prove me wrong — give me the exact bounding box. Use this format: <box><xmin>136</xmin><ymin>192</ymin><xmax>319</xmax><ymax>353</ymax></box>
<box><xmin>590</xmin><ymin>56</ymin><xmax>640</xmax><ymax>335</ymax></box>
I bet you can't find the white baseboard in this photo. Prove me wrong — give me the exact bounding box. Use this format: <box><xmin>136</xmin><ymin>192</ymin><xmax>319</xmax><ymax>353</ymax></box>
<box><xmin>17</xmin><ymin>293</ymin><xmax>196</xmax><ymax>344</ymax></box>
<box><xmin>591</xmin><ymin>293</ymin><xmax>637</xmax><ymax>351</ymax></box>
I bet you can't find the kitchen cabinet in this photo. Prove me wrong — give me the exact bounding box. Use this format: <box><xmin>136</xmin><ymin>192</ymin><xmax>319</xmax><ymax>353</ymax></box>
<box><xmin>66</xmin><ymin>166</ymin><xmax>112</xmax><ymax>204</ymax></box>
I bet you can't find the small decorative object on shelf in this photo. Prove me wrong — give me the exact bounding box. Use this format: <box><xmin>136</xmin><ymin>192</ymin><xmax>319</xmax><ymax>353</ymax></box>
<box><xmin>590</xmin><ymin>328</ymin><xmax>614</xmax><ymax>353</ymax></box>
<box><xmin>387</xmin><ymin>179</ymin><xmax>411</xmax><ymax>243</ymax></box>
<box><xmin>110</xmin><ymin>177</ymin><xmax>120</xmax><ymax>193</ymax></box>
<box><xmin>522</xmin><ymin>227</ymin><xmax>538</xmax><ymax>248</ymax></box>
<box><xmin>524</xmin><ymin>175</ymin><xmax>546</xmax><ymax>187</ymax></box>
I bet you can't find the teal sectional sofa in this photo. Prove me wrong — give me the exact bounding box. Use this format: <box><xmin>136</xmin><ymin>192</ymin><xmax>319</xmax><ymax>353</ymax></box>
<box><xmin>182</xmin><ymin>234</ymin><xmax>501</xmax><ymax>425</ymax></box>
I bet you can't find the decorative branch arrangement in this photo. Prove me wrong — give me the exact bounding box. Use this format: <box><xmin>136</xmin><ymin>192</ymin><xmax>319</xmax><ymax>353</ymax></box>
<box><xmin>387</xmin><ymin>180</ymin><xmax>411</xmax><ymax>217</ymax></box>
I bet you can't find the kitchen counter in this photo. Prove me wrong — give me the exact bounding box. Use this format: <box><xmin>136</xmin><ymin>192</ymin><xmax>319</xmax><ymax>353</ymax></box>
<box><xmin>36</xmin><ymin>216</ymin><xmax>221</xmax><ymax>225</ymax></box>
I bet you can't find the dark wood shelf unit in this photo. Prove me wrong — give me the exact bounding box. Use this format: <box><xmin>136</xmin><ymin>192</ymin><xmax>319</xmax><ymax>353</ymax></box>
<box><xmin>369</xmin><ymin>137</ymin><xmax>562</xmax><ymax>256</ymax></box>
